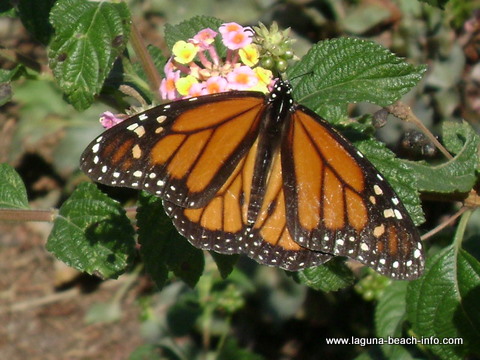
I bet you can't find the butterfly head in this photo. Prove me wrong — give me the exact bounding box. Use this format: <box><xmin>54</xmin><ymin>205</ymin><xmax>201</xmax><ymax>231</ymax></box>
<box><xmin>267</xmin><ymin>79</ymin><xmax>295</xmax><ymax>111</ymax></box>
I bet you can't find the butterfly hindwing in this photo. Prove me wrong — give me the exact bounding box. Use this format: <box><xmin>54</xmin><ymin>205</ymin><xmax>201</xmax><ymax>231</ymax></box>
<box><xmin>165</xmin><ymin>136</ymin><xmax>333</xmax><ymax>271</ymax></box>
<box><xmin>282</xmin><ymin>106</ymin><xmax>424</xmax><ymax>279</ymax></box>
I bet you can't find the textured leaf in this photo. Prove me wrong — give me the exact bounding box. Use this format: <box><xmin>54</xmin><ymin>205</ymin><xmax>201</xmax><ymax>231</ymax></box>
<box><xmin>376</xmin><ymin>281</ymin><xmax>408</xmax><ymax>338</ymax></box>
<box><xmin>407</xmin><ymin>245</ymin><xmax>480</xmax><ymax>359</ymax></box>
<box><xmin>210</xmin><ymin>252</ymin><xmax>239</xmax><ymax>279</ymax></box>
<box><xmin>0</xmin><ymin>163</ymin><xmax>29</xmax><ymax>209</ymax></box>
<box><xmin>137</xmin><ymin>193</ymin><xmax>171</xmax><ymax>289</ymax></box>
<box><xmin>48</xmin><ymin>0</ymin><xmax>131</xmax><ymax>110</ymax></box>
<box><xmin>405</xmin><ymin>121</ymin><xmax>479</xmax><ymax>193</ymax></box>
<box><xmin>137</xmin><ymin>193</ymin><xmax>204</xmax><ymax>288</ymax></box>
<box><xmin>288</xmin><ymin>38</ymin><xmax>426</xmax><ymax>110</ymax></box>
<box><xmin>295</xmin><ymin>258</ymin><xmax>355</xmax><ymax>291</ymax></box>
<box><xmin>46</xmin><ymin>183</ymin><xmax>135</xmax><ymax>278</ymax></box>
<box><xmin>164</xmin><ymin>15</ymin><xmax>225</xmax><ymax>56</ymax></box>
<box><xmin>375</xmin><ymin>281</ymin><xmax>417</xmax><ymax>358</ymax></box>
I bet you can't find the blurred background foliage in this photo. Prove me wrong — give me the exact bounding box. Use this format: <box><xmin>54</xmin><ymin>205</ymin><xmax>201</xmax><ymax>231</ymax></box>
<box><xmin>1</xmin><ymin>0</ymin><xmax>480</xmax><ymax>359</ymax></box>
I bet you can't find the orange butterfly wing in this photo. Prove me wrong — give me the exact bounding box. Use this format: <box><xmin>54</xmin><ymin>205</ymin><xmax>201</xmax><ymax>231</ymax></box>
<box><xmin>281</xmin><ymin>107</ymin><xmax>424</xmax><ymax>279</ymax></box>
<box><xmin>81</xmin><ymin>79</ymin><xmax>424</xmax><ymax>279</ymax></box>
<box><xmin>164</xmin><ymin>137</ymin><xmax>333</xmax><ymax>270</ymax></box>
<box><xmin>81</xmin><ymin>92</ymin><xmax>265</xmax><ymax>208</ymax></box>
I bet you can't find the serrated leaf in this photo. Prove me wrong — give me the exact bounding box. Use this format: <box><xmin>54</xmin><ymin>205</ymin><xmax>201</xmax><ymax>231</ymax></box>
<box><xmin>404</xmin><ymin>121</ymin><xmax>479</xmax><ymax>193</ymax></box>
<box><xmin>295</xmin><ymin>257</ymin><xmax>355</xmax><ymax>291</ymax></box>
<box><xmin>355</xmin><ymin>139</ymin><xmax>425</xmax><ymax>225</ymax></box>
<box><xmin>288</xmin><ymin>38</ymin><xmax>426</xmax><ymax>110</ymax></box>
<box><xmin>375</xmin><ymin>281</ymin><xmax>415</xmax><ymax>358</ymax></box>
<box><xmin>376</xmin><ymin>281</ymin><xmax>408</xmax><ymax>338</ymax></box>
<box><xmin>210</xmin><ymin>252</ymin><xmax>239</xmax><ymax>279</ymax></box>
<box><xmin>164</xmin><ymin>16</ymin><xmax>225</xmax><ymax>56</ymax></box>
<box><xmin>137</xmin><ymin>193</ymin><xmax>171</xmax><ymax>289</ymax></box>
<box><xmin>0</xmin><ymin>163</ymin><xmax>29</xmax><ymax>209</ymax></box>
<box><xmin>164</xmin><ymin>232</ymin><xmax>205</xmax><ymax>288</ymax></box>
<box><xmin>48</xmin><ymin>0</ymin><xmax>131</xmax><ymax>110</ymax></box>
<box><xmin>407</xmin><ymin>244</ymin><xmax>480</xmax><ymax>359</ymax></box>
<box><xmin>137</xmin><ymin>193</ymin><xmax>204</xmax><ymax>288</ymax></box>
<box><xmin>46</xmin><ymin>183</ymin><xmax>135</xmax><ymax>279</ymax></box>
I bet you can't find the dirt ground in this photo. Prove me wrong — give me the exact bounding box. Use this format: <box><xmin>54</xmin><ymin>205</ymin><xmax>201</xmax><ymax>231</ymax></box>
<box><xmin>0</xmin><ymin>221</ymin><xmax>145</xmax><ymax>360</ymax></box>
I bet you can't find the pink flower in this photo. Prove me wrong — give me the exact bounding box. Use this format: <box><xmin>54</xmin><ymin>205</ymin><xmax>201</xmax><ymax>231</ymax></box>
<box><xmin>203</xmin><ymin>76</ymin><xmax>228</xmax><ymax>94</ymax></box>
<box><xmin>192</xmin><ymin>28</ymin><xmax>218</xmax><ymax>49</ymax></box>
<box><xmin>188</xmin><ymin>82</ymin><xmax>205</xmax><ymax>97</ymax></box>
<box><xmin>222</xmin><ymin>30</ymin><xmax>252</xmax><ymax>50</ymax></box>
<box><xmin>227</xmin><ymin>66</ymin><xmax>258</xmax><ymax>90</ymax></box>
<box><xmin>219</xmin><ymin>22</ymin><xmax>244</xmax><ymax>36</ymax></box>
<box><xmin>160</xmin><ymin>69</ymin><xmax>180</xmax><ymax>100</ymax></box>
<box><xmin>99</xmin><ymin>111</ymin><xmax>124</xmax><ymax>129</ymax></box>
<box><xmin>219</xmin><ymin>22</ymin><xmax>252</xmax><ymax>50</ymax></box>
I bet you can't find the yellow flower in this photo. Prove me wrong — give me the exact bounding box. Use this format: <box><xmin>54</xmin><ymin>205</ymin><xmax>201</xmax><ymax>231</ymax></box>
<box><xmin>175</xmin><ymin>75</ymin><xmax>198</xmax><ymax>96</ymax></box>
<box><xmin>172</xmin><ymin>41</ymin><xmax>198</xmax><ymax>64</ymax></box>
<box><xmin>252</xmin><ymin>67</ymin><xmax>273</xmax><ymax>93</ymax></box>
<box><xmin>239</xmin><ymin>44</ymin><xmax>259</xmax><ymax>67</ymax></box>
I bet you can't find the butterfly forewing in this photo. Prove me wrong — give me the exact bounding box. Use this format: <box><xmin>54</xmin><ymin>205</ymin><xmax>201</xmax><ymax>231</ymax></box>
<box><xmin>282</xmin><ymin>106</ymin><xmax>424</xmax><ymax>279</ymax></box>
<box><xmin>80</xmin><ymin>92</ymin><xmax>265</xmax><ymax>208</ymax></box>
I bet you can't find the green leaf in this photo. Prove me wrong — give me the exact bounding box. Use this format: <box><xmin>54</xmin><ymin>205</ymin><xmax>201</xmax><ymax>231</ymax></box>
<box><xmin>295</xmin><ymin>257</ymin><xmax>355</xmax><ymax>292</ymax></box>
<box><xmin>85</xmin><ymin>301</ymin><xmax>122</xmax><ymax>324</ymax></box>
<box><xmin>46</xmin><ymin>183</ymin><xmax>135</xmax><ymax>278</ymax></box>
<box><xmin>129</xmin><ymin>345</ymin><xmax>164</xmax><ymax>360</ymax></box>
<box><xmin>137</xmin><ymin>193</ymin><xmax>171</xmax><ymax>289</ymax></box>
<box><xmin>288</xmin><ymin>38</ymin><xmax>426</xmax><ymax>110</ymax></box>
<box><xmin>137</xmin><ymin>193</ymin><xmax>204</xmax><ymax>288</ymax></box>
<box><xmin>376</xmin><ymin>281</ymin><xmax>408</xmax><ymax>337</ymax></box>
<box><xmin>210</xmin><ymin>252</ymin><xmax>239</xmax><ymax>279</ymax></box>
<box><xmin>418</xmin><ymin>0</ymin><xmax>450</xmax><ymax>9</ymax></box>
<box><xmin>17</xmin><ymin>0</ymin><xmax>56</xmax><ymax>44</ymax></box>
<box><xmin>375</xmin><ymin>281</ymin><xmax>415</xmax><ymax>358</ymax></box>
<box><xmin>407</xmin><ymin>245</ymin><xmax>480</xmax><ymax>359</ymax></box>
<box><xmin>1</xmin><ymin>65</ymin><xmax>27</xmax><ymax>107</ymax></box>
<box><xmin>355</xmin><ymin>139</ymin><xmax>425</xmax><ymax>225</ymax></box>
<box><xmin>166</xmin><ymin>293</ymin><xmax>201</xmax><ymax>336</ymax></box>
<box><xmin>0</xmin><ymin>163</ymin><xmax>29</xmax><ymax>209</ymax></box>
<box><xmin>164</xmin><ymin>15</ymin><xmax>225</xmax><ymax>55</ymax></box>
<box><xmin>404</xmin><ymin>121</ymin><xmax>479</xmax><ymax>193</ymax></box>
<box><xmin>164</xmin><ymin>232</ymin><xmax>205</xmax><ymax>288</ymax></box>
<box><xmin>218</xmin><ymin>338</ymin><xmax>265</xmax><ymax>360</ymax></box>
<box><xmin>48</xmin><ymin>0</ymin><xmax>131</xmax><ymax>110</ymax></box>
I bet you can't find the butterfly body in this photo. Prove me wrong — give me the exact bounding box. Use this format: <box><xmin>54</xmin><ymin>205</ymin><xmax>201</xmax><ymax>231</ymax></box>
<box><xmin>81</xmin><ymin>79</ymin><xmax>424</xmax><ymax>279</ymax></box>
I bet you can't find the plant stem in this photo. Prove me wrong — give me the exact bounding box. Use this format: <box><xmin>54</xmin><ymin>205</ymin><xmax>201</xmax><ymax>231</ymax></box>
<box><xmin>129</xmin><ymin>22</ymin><xmax>162</xmax><ymax>101</ymax></box>
<box><xmin>0</xmin><ymin>208</ymin><xmax>57</xmax><ymax>222</ymax></box>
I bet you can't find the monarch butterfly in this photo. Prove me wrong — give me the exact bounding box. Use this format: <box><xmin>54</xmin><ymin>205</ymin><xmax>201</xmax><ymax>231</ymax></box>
<box><xmin>80</xmin><ymin>78</ymin><xmax>425</xmax><ymax>280</ymax></box>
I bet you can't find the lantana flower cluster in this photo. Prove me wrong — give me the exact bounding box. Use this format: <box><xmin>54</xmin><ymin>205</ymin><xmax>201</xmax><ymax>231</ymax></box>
<box><xmin>99</xmin><ymin>22</ymin><xmax>291</xmax><ymax>129</ymax></box>
<box><xmin>160</xmin><ymin>22</ymin><xmax>275</xmax><ymax>100</ymax></box>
